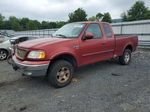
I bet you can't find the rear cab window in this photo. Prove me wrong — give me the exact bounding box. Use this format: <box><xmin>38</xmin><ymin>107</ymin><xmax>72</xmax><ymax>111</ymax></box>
<box><xmin>102</xmin><ymin>23</ymin><xmax>113</xmax><ymax>37</ymax></box>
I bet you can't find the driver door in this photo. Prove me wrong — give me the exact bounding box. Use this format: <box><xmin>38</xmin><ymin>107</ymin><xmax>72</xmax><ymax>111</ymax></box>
<box><xmin>79</xmin><ymin>23</ymin><xmax>107</xmax><ymax>66</ymax></box>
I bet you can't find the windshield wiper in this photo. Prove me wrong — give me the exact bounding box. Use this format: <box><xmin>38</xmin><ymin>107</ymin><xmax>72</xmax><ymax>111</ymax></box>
<box><xmin>56</xmin><ymin>34</ymin><xmax>67</xmax><ymax>38</ymax></box>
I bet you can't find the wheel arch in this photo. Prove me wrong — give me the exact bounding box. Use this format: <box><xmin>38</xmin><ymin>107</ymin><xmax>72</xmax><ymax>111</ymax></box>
<box><xmin>51</xmin><ymin>53</ymin><xmax>77</xmax><ymax>67</ymax></box>
<box><xmin>0</xmin><ymin>48</ymin><xmax>9</xmax><ymax>54</ymax></box>
<box><xmin>124</xmin><ymin>44</ymin><xmax>133</xmax><ymax>52</ymax></box>
<box><xmin>46</xmin><ymin>53</ymin><xmax>78</xmax><ymax>75</ymax></box>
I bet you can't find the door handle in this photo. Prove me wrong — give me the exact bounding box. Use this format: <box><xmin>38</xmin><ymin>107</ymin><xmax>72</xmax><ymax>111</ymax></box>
<box><xmin>102</xmin><ymin>43</ymin><xmax>106</xmax><ymax>45</ymax></box>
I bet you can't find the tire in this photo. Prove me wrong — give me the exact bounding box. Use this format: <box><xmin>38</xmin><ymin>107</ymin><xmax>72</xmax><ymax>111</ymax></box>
<box><xmin>7</xmin><ymin>55</ymin><xmax>12</xmax><ymax>64</ymax></box>
<box><xmin>119</xmin><ymin>49</ymin><xmax>131</xmax><ymax>65</ymax></box>
<box><xmin>48</xmin><ymin>60</ymin><xmax>74</xmax><ymax>88</ymax></box>
<box><xmin>0</xmin><ymin>49</ymin><xmax>8</xmax><ymax>60</ymax></box>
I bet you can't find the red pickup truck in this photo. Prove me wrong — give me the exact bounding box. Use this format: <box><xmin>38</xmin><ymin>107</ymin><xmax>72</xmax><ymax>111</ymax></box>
<box><xmin>11</xmin><ymin>22</ymin><xmax>138</xmax><ymax>88</ymax></box>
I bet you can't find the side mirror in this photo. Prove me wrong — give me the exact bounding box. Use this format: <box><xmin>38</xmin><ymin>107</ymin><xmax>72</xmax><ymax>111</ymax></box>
<box><xmin>84</xmin><ymin>33</ymin><xmax>94</xmax><ymax>40</ymax></box>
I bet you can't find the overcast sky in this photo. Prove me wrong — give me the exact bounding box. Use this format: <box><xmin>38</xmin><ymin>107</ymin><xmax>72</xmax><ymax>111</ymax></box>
<box><xmin>0</xmin><ymin>0</ymin><xmax>150</xmax><ymax>21</ymax></box>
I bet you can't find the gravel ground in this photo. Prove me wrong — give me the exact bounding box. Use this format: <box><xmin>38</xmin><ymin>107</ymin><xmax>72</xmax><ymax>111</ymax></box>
<box><xmin>0</xmin><ymin>49</ymin><xmax>150</xmax><ymax>112</ymax></box>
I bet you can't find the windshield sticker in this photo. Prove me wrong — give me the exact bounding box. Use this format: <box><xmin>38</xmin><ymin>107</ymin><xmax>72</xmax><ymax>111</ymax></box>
<box><xmin>74</xmin><ymin>24</ymin><xmax>84</xmax><ymax>28</ymax></box>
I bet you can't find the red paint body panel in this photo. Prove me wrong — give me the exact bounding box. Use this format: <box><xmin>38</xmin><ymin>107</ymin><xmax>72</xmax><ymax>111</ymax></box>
<box><xmin>15</xmin><ymin>22</ymin><xmax>138</xmax><ymax>67</ymax></box>
<box><xmin>13</xmin><ymin>56</ymin><xmax>50</xmax><ymax>65</ymax></box>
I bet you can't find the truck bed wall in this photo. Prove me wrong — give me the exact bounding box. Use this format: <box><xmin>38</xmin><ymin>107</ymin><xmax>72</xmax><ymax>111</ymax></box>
<box><xmin>114</xmin><ymin>36</ymin><xmax>138</xmax><ymax>57</ymax></box>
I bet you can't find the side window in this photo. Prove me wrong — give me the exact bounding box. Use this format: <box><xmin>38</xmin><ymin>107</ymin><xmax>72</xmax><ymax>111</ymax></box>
<box><xmin>85</xmin><ymin>24</ymin><xmax>102</xmax><ymax>39</ymax></box>
<box><xmin>103</xmin><ymin>24</ymin><xmax>113</xmax><ymax>37</ymax></box>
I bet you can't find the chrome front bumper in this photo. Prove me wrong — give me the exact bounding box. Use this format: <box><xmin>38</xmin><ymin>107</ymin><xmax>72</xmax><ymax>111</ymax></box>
<box><xmin>12</xmin><ymin>58</ymin><xmax>49</xmax><ymax>77</ymax></box>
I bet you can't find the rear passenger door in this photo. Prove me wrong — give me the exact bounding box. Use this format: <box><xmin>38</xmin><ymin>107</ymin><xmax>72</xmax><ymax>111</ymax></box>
<box><xmin>102</xmin><ymin>23</ymin><xmax>115</xmax><ymax>58</ymax></box>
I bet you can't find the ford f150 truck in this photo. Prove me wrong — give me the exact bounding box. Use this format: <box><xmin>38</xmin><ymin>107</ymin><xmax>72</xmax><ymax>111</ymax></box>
<box><xmin>11</xmin><ymin>22</ymin><xmax>138</xmax><ymax>88</ymax></box>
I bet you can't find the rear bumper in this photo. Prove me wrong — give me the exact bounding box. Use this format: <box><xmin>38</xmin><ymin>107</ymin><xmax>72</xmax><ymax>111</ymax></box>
<box><xmin>11</xmin><ymin>56</ymin><xmax>50</xmax><ymax>77</ymax></box>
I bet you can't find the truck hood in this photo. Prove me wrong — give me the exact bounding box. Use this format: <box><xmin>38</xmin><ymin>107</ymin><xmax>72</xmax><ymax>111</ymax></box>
<box><xmin>18</xmin><ymin>37</ymin><xmax>71</xmax><ymax>49</ymax></box>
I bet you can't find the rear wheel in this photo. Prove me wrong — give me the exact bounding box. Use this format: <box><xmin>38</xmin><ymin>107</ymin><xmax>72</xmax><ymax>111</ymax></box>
<box><xmin>0</xmin><ymin>49</ymin><xmax>8</xmax><ymax>60</ymax></box>
<box><xmin>48</xmin><ymin>60</ymin><xmax>74</xmax><ymax>88</ymax></box>
<box><xmin>119</xmin><ymin>49</ymin><xmax>131</xmax><ymax>65</ymax></box>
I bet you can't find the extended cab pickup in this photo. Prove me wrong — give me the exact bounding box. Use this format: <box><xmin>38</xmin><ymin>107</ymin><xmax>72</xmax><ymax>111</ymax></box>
<box><xmin>11</xmin><ymin>22</ymin><xmax>138</xmax><ymax>88</ymax></box>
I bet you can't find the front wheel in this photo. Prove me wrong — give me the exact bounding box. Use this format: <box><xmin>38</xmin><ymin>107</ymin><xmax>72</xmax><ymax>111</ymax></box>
<box><xmin>48</xmin><ymin>60</ymin><xmax>74</xmax><ymax>88</ymax></box>
<box><xmin>119</xmin><ymin>49</ymin><xmax>131</xmax><ymax>65</ymax></box>
<box><xmin>0</xmin><ymin>50</ymin><xmax>8</xmax><ymax>60</ymax></box>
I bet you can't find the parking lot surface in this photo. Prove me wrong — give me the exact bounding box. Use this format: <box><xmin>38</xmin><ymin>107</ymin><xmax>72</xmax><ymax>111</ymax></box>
<box><xmin>0</xmin><ymin>49</ymin><xmax>150</xmax><ymax>112</ymax></box>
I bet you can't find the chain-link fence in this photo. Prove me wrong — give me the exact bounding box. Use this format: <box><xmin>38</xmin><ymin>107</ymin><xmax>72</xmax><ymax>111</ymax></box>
<box><xmin>111</xmin><ymin>20</ymin><xmax>150</xmax><ymax>48</ymax></box>
<box><xmin>15</xmin><ymin>28</ymin><xmax>58</xmax><ymax>37</ymax></box>
<box><xmin>1</xmin><ymin>20</ymin><xmax>150</xmax><ymax>47</ymax></box>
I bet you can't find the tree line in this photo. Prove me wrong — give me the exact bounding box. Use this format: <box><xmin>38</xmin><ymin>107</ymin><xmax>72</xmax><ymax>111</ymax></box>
<box><xmin>0</xmin><ymin>16</ymin><xmax>67</xmax><ymax>31</ymax></box>
<box><xmin>0</xmin><ymin>1</ymin><xmax>150</xmax><ymax>31</ymax></box>
<box><xmin>121</xmin><ymin>1</ymin><xmax>150</xmax><ymax>21</ymax></box>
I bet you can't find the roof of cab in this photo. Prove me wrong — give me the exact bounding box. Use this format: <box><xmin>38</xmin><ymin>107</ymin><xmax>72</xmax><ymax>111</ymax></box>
<box><xmin>74</xmin><ymin>21</ymin><xmax>109</xmax><ymax>24</ymax></box>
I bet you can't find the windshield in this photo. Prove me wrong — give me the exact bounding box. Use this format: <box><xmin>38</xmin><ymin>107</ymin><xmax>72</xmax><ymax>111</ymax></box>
<box><xmin>53</xmin><ymin>23</ymin><xmax>86</xmax><ymax>38</ymax></box>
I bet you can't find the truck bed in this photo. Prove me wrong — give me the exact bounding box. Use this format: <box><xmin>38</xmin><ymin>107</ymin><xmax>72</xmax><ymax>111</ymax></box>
<box><xmin>114</xmin><ymin>35</ymin><xmax>138</xmax><ymax>57</ymax></box>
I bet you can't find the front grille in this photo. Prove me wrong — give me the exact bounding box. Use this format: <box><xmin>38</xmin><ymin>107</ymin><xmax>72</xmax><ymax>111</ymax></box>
<box><xmin>16</xmin><ymin>48</ymin><xmax>27</xmax><ymax>60</ymax></box>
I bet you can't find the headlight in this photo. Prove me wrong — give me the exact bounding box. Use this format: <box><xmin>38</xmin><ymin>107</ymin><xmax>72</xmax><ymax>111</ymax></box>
<box><xmin>27</xmin><ymin>50</ymin><xmax>45</xmax><ymax>59</ymax></box>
